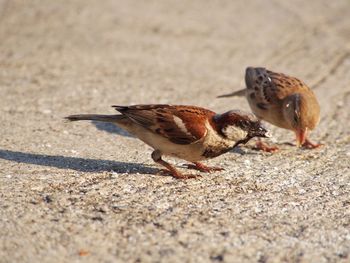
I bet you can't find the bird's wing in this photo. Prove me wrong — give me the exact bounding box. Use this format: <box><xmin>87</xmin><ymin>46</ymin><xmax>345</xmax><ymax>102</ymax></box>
<box><xmin>245</xmin><ymin>67</ymin><xmax>310</xmax><ymax>109</ymax></box>
<box><xmin>268</xmin><ymin>70</ymin><xmax>310</xmax><ymax>99</ymax></box>
<box><xmin>112</xmin><ymin>105</ymin><xmax>215</xmax><ymax>145</ymax></box>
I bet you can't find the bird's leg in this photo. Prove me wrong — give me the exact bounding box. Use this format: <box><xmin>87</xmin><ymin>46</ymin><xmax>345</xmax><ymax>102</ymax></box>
<box><xmin>254</xmin><ymin>138</ymin><xmax>279</xmax><ymax>152</ymax></box>
<box><xmin>302</xmin><ymin>138</ymin><xmax>323</xmax><ymax>149</ymax></box>
<box><xmin>151</xmin><ymin>150</ymin><xmax>199</xmax><ymax>179</ymax></box>
<box><xmin>185</xmin><ymin>162</ymin><xmax>224</xmax><ymax>173</ymax></box>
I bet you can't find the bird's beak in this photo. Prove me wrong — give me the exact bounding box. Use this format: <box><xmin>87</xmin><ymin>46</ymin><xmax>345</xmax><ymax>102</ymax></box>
<box><xmin>257</xmin><ymin>125</ymin><xmax>271</xmax><ymax>138</ymax></box>
<box><xmin>296</xmin><ymin>128</ymin><xmax>307</xmax><ymax>147</ymax></box>
<box><xmin>264</xmin><ymin>131</ymin><xmax>272</xmax><ymax>138</ymax></box>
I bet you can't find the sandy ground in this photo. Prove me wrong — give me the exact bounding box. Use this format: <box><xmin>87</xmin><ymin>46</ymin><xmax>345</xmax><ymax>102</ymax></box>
<box><xmin>1</xmin><ymin>0</ymin><xmax>350</xmax><ymax>262</ymax></box>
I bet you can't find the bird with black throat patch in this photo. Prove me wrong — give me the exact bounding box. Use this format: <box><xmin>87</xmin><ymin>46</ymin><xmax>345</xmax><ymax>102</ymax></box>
<box><xmin>66</xmin><ymin>104</ymin><xmax>270</xmax><ymax>179</ymax></box>
<box><xmin>218</xmin><ymin>67</ymin><xmax>322</xmax><ymax>152</ymax></box>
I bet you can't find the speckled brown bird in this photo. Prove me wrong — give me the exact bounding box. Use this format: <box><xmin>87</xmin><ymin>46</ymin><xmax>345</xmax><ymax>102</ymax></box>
<box><xmin>66</xmin><ymin>104</ymin><xmax>269</xmax><ymax>179</ymax></box>
<box><xmin>219</xmin><ymin>67</ymin><xmax>322</xmax><ymax>151</ymax></box>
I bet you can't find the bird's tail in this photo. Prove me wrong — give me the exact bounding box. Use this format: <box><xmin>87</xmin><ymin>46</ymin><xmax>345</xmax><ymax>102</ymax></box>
<box><xmin>65</xmin><ymin>114</ymin><xmax>125</xmax><ymax>122</ymax></box>
<box><xmin>217</xmin><ymin>89</ymin><xmax>246</xmax><ymax>98</ymax></box>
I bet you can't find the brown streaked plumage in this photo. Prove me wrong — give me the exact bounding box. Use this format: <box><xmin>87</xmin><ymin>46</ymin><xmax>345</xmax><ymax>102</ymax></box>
<box><xmin>66</xmin><ymin>104</ymin><xmax>269</xmax><ymax>179</ymax></box>
<box><xmin>219</xmin><ymin>67</ymin><xmax>321</xmax><ymax>150</ymax></box>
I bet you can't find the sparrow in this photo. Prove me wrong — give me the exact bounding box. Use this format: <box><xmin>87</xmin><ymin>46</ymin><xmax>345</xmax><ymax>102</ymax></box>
<box><xmin>65</xmin><ymin>104</ymin><xmax>270</xmax><ymax>179</ymax></box>
<box><xmin>218</xmin><ymin>67</ymin><xmax>322</xmax><ymax>151</ymax></box>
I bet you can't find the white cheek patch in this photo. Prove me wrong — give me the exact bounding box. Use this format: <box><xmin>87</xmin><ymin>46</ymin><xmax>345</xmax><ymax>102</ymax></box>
<box><xmin>223</xmin><ymin>125</ymin><xmax>248</xmax><ymax>141</ymax></box>
<box><xmin>173</xmin><ymin>116</ymin><xmax>191</xmax><ymax>135</ymax></box>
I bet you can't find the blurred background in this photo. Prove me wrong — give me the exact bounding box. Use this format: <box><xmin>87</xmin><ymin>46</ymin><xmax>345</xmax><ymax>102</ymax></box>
<box><xmin>1</xmin><ymin>0</ymin><xmax>349</xmax><ymax>109</ymax></box>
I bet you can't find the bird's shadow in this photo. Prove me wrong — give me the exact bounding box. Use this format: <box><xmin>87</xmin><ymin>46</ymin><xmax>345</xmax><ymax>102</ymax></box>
<box><xmin>0</xmin><ymin>149</ymin><xmax>158</xmax><ymax>174</ymax></box>
<box><xmin>92</xmin><ymin>121</ymin><xmax>134</xmax><ymax>138</ymax></box>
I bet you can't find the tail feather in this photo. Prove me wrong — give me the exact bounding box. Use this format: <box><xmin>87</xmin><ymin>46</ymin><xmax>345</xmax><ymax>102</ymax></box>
<box><xmin>65</xmin><ymin>114</ymin><xmax>124</xmax><ymax>122</ymax></box>
<box><xmin>112</xmin><ymin>105</ymin><xmax>128</xmax><ymax>111</ymax></box>
<box><xmin>217</xmin><ymin>89</ymin><xmax>246</xmax><ymax>98</ymax></box>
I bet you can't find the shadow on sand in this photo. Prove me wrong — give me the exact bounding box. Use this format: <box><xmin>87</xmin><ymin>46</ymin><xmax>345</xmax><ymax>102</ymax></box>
<box><xmin>92</xmin><ymin>121</ymin><xmax>134</xmax><ymax>138</ymax></box>
<box><xmin>2</xmin><ymin>120</ymin><xmax>255</xmax><ymax>175</ymax></box>
<box><xmin>0</xmin><ymin>149</ymin><xmax>158</xmax><ymax>174</ymax></box>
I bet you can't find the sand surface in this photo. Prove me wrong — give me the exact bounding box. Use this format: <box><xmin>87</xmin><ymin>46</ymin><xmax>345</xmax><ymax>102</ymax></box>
<box><xmin>1</xmin><ymin>1</ymin><xmax>350</xmax><ymax>262</ymax></box>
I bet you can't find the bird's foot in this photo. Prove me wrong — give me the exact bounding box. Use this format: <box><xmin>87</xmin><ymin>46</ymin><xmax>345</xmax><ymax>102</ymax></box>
<box><xmin>185</xmin><ymin>162</ymin><xmax>225</xmax><ymax>173</ymax></box>
<box><xmin>254</xmin><ymin>141</ymin><xmax>279</xmax><ymax>152</ymax></box>
<box><xmin>302</xmin><ymin>139</ymin><xmax>323</xmax><ymax>149</ymax></box>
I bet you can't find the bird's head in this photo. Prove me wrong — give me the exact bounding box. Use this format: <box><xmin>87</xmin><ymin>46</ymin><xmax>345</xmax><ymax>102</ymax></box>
<box><xmin>215</xmin><ymin>110</ymin><xmax>270</xmax><ymax>145</ymax></box>
<box><xmin>282</xmin><ymin>93</ymin><xmax>320</xmax><ymax>146</ymax></box>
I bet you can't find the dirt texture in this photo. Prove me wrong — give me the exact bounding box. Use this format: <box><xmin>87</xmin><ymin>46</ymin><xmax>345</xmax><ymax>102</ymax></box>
<box><xmin>1</xmin><ymin>1</ymin><xmax>350</xmax><ymax>262</ymax></box>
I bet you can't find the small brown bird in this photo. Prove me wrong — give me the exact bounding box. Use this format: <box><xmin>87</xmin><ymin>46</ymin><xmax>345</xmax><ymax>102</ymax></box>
<box><xmin>66</xmin><ymin>104</ymin><xmax>269</xmax><ymax>179</ymax></box>
<box><xmin>219</xmin><ymin>67</ymin><xmax>321</xmax><ymax>151</ymax></box>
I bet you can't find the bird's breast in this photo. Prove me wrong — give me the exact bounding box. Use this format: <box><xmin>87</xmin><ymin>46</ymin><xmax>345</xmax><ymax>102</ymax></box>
<box><xmin>200</xmin><ymin>122</ymin><xmax>237</xmax><ymax>159</ymax></box>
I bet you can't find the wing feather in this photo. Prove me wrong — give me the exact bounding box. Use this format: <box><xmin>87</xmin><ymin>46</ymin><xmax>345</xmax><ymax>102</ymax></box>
<box><xmin>112</xmin><ymin>105</ymin><xmax>215</xmax><ymax>145</ymax></box>
<box><xmin>245</xmin><ymin>67</ymin><xmax>310</xmax><ymax>107</ymax></box>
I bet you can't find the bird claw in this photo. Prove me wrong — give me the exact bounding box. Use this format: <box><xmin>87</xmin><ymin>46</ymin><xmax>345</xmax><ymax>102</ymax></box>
<box><xmin>302</xmin><ymin>139</ymin><xmax>323</xmax><ymax>149</ymax></box>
